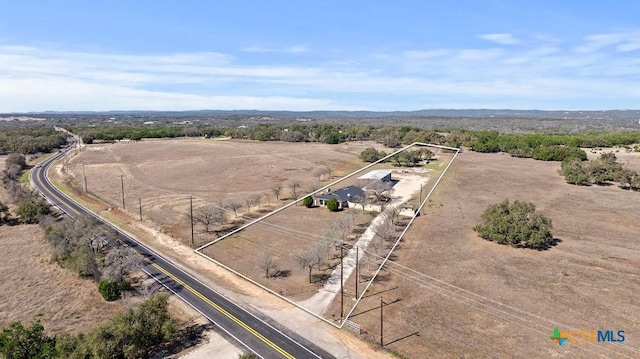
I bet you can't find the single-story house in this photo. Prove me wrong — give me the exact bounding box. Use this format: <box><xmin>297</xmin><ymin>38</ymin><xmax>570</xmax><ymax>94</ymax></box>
<box><xmin>314</xmin><ymin>185</ymin><xmax>365</xmax><ymax>209</ymax></box>
<box><xmin>357</xmin><ymin>169</ymin><xmax>392</xmax><ymax>183</ymax></box>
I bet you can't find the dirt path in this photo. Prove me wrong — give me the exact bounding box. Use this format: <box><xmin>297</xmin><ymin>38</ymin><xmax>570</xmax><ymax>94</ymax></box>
<box><xmin>299</xmin><ymin>172</ymin><xmax>429</xmax><ymax>315</ymax></box>
<box><xmin>50</xmin><ymin>162</ymin><xmax>392</xmax><ymax>359</ymax></box>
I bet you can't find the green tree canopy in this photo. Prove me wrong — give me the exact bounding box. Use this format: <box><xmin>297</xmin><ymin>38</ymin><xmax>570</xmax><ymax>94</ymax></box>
<box><xmin>0</xmin><ymin>321</ymin><xmax>56</xmax><ymax>359</ymax></box>
<box><xmin>474</xmin><ymin>200</ymin><xmax>554</xmax><ymax>249</ymax></box>
<box><xmin>302</xmin><ymin>196</ymin><xmax>314</xmax><ymax>208</ymax></box>
<box><xmin>326</xmin><ymin>197</ymin><xmax>339</xmax><ymax>212</ymax></box>
<box><xmin>359</xmin><ymin>147</ymin><xmax>386</xmax><ymax>163</ymax></box>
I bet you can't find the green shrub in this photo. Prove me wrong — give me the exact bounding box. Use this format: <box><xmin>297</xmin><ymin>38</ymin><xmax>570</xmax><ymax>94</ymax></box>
<box><xmin>326</xmin><ymin>198</ymin><xmax>339</xmax><ymax>212</ymax></box>
<box><xmin>98</xmin><ymin>280</ymin><xmax>122</xmax><ymax>301</ymax></box>
<box><xmin>302</xmin><ymin>196</ymin><xmax>314</xmax><ymax>208</ymax></box>
<box><xmin>474</xmin><ymin>200</ymin><xmax>554</xmax><ymax>250</ymax></box>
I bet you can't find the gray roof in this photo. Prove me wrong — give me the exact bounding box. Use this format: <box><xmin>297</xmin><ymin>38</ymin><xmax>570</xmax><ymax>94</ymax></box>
<box><xmin>315</xmin><ymin>185</ymin><xmax>365</xmax><ymax>202</ymax></box>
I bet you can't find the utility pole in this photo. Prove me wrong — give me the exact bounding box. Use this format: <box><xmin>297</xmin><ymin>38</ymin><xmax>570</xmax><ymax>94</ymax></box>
<box><xmin>138</xmin><ymin>197</ymin><xmax>142</xmax><ymax>221</ymax></box>
<box><xmin>82</xmin><ymin>162</ymin><xmax>87</xmax><ymax>193</ymax></box>
<box><xmin>355</xmin><ymin>246</ymin><xmax>359</xmax><ymax>297</ymax></box>
<box><xmin>380</xmin><ymin>296</ymin><xmax>384</xmax><ymax>348</ymax></box>
<box><xmin>189</xmin><ymin>196</ymin><xmax>194</xmax><ymax>246</ymax></box>
<box><xmin>419</xmin><ymin>183</ymin><xmax>423</xmax><ymax>215</ymax></box>
<box><xmin>340</xmin><ymin>243</ymin><xmax>344</xmax><ymax>320</ymax></box>
<box><xmin>120</xmin><ymin>175</ymin><xmax>125</xmax><ymax>209</ymax></box>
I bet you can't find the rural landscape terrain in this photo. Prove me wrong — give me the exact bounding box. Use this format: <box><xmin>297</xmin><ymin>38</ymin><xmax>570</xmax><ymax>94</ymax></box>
<box><xmin>1</xmin><ymin>111</ymin><xmax>639</xmax><ymax>358</ymax></box>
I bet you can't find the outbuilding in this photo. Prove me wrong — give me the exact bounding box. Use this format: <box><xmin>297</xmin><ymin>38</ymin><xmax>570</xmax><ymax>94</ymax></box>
<box><xmin>357</xmin><ymin>169</ymin><xmax>392</xmax><ymax>183</ymax></box>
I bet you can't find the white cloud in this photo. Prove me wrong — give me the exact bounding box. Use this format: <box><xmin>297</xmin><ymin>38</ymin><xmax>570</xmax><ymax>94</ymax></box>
<box><xmin>478</xmin><ymin>33</ymin><xmax>521</xmax><ymax>45</ymax></box>
<box><xmin>1</xmin><ymin>29</ymin><xmax>640</xmax><ymax>112</ymax></box>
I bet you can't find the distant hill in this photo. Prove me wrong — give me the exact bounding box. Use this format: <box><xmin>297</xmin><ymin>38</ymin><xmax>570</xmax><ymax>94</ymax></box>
<box><xmin>21</xmin><ymin>108</ymin><xmax>640</xmax><ymax>120</ymax></box>
<box><xmin>2</xmin><ymin>109</ymin><xmax>639</xmax><ymax>133</ymax></box>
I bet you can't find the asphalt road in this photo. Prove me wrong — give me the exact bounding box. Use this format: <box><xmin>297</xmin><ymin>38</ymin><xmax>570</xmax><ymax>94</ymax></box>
<box><xmin>31</xmin><ymin>147</ymin><xmax>332</xmax><ymax>359</ymax></box>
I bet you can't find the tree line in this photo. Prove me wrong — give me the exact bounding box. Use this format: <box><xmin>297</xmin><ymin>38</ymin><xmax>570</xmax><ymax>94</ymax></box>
<box><xmin>0</xmin><ymin>295</ymin><xmax>175</xmax><ymax>359</ymax></box>
<box><xmin>1</xmin><ymin>153</ymin><xmax>50</xmax><ymax>225</ymax></box>
<box><xmin>0</xmin><ymin>125</ymin><xmax>68</xmax><ymax>155</ymax></box>
<box><xmin>65</xmin><ymin>122</ymin><xmax>640</xmax><ymax>163</ymax></box>
<box><xmin>561</xmin><ymin>152</ymin><xmax>640</xmax><ymax>189</ymax></box>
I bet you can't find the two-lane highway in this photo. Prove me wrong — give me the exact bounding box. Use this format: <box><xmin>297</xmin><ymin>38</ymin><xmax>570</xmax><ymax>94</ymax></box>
<box><xmin>31</xmin><ymin>147</ymin><xmax>331</xmax><ymax>359</ymax></box>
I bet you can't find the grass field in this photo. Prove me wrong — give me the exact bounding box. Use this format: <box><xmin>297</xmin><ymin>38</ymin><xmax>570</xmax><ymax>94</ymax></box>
<box><xmin>0</xmin><ymin>156</ymin><xmax>123</xmax><ymax>335</ymax></box>
<box><xmin>57</xmin><ymin>140</ymin><xmax>640</xmax><ymax>358</ymax></box>
<box><xmin>64</xmin><ymin>138</ymin><xmax>385</xmax><ymax>244</ymax></box>
<box><xmin>347</xmin><ymin>150</ymin><xmax>640</xmax><ymax>358</ymax></box>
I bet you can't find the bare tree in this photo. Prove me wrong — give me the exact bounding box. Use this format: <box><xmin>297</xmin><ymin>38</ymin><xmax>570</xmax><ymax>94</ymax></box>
<box><xmin>259</xmin><ymin>252</ymin><xmax>278</xmax><ymax>278</ymax></box>
<box><xmin>195</xmin><ymin>205</ymin><xmax>226</xmax><ymax>232</ymax></box>
<box><xmin>373</xmin><ymin>216</ymin><xmax>395</xmax><ymax>249</ymax></box>
<box><xmin>325</xmin><ymin>167</ymin><xmax>333</xmax><ymax>180</ymax></box>
<box><xmin>351</xmin><ymin>193</ymin><xmax>367</xmax><ymax>212</ymax></box>
<box><xmin>225</xmin><ymin>200</ymin><xmax>242</xmax><ymax>218</ymax></box>
<box><xmin>383</xmin><ymin>205</ymin><xmax>400</xmax><ymax>225</ymax></box>
<box><xmin>313</xmin><ymin>236</ymin><xmax>332</xmax><ymax>267</ymax></box>
<box><xmin>313</xmin><ymin>168</ymin><xmax>325</xmax><ymax>181</ymax></box>
<box><xmin>367</xmin><ymin>180</ymin><xmax>393</xmax><ymax>203</ymax></box>
<box><xmin>103</xmin><ymin>247</ymin><xmax>144</xmax><ymax>284</ymax></box>
<box><xmin>293</xmin><ymin>250</ymin><xmax>315</xmax><ymax>283</ymax></box>
<box><xmin>249</xmin><ymin>194</ymin><xmax>262</xmax><ymax>209</ymax></box>
<box><xmin>138</xmin><ymin>280</ymin><xmax>160</xmax><ymax>299</ymax></box>
<box><xmin>288</xmin><ymin>181</ymin><xmax>301</xmax><ymax>200</ymax></box>
<box><xmin>333</xmin><ymin>214</ymin><xmax>356</xmax><ymax>243</ymax></box>
<box><xmin>244</xmin><ymin>196</ymin><xmax>253</xmax><ymax>214</ymax></box>
<box><xmin>271</xmin><ymin>184</ymin><xmax>283</xmax><ymax>200</ymax></box>
<box><xmin>307</xmin><ymin>179</ymin><xmax>321</xmax><ymax>193</ymax></box>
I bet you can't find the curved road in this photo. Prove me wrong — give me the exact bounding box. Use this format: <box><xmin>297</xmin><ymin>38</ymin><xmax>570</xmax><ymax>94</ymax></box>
<box><xmin>31</xmin><ymin>146</ymin><xmax>331</xmax><ymax>359</ymax></box>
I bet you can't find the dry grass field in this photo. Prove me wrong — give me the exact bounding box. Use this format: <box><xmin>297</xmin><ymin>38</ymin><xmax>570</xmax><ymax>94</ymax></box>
<box><xmin>64</xmin><ymin>139</ymin><xmax>382</xmax><ymax>243</ymax></box>
<box><xmin>0</xmin><ymin>224</ymin><xmax>124</xmax><ymax>334</ymax></box>
<box><xmin>57</xmin><ymin>140</ymin><xmax>640</xmax><ymax>357</ymax></box>
<box><xmin>0</xmin><ymin>157</ymin><xmax>123</xmax><ymax>335</ymax></box>
<box><xmin>347</xmin><ymin>151</ymin><xmax>640</xmax><ymax>358</ymax></box>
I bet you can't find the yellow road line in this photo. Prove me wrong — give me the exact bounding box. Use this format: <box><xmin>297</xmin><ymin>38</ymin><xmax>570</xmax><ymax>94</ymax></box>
<box><xmin>40</xmin><ymin>162</ymin><xmax>296</xmax><ymax>358</ymax></box>
<box><xmin>152</xmin><ymin>263</ymin><xmax>295</xmax><ymax>359</ymax></box>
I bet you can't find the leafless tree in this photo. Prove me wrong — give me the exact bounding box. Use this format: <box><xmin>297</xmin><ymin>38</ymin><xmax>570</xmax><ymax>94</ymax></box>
<box><xmin>314</xmin><ymin>166</ymin><xmax>332</xmax><ymax>181</ymax></box>
<box><xmin>103</xmin><ymin>247</ymin><xmax>144</xmax><ymax>284</ymax></box>
<box><xmin>367</xmin><ymin>180</ymin><xmax>393</xmax><ymax>203</ymax></box>
<box><xmin>259</xmin><ymin>252</ymin><xmax>278</xmax><ymax>278</ymax></box>
<box><xmin>288</xmin><ymin>181</ymin><xmax>301</xmax><ymax>200</ymax></box>
<box><xmin>138</xmin><ymin>279</ymin><xmax>160</xmax><ymax>299</ymax></box>
<box><xmin>195</xmin><ymin>205</ymin><xmax>226</xmax><ymax>232</ymax></box>
<box><xmin>383</xmin><ymin>206</ymin><xmax>400</xmax><ymax>225</ymax></box>
<box><xmin>249</xmin><ymin>194</ymin><xmax>262</xmax><ymax>209</ymax></box>
<box><xmin>244</xmin><ymin>196</ymin><xmax>253</xmax><ymax>214</ymax></box>
<box><xmin>314</xmin><ymin>235</ymin><xmax>332</xmax><ymax>267</ymax></box>
<box><xmin>307</xmin><ymin>179</ymin><xmax>321</xmax><ymax>193</ymax></box>
<box><xmin>225</xmin><ymin>199</ymin><xmax>242</xmax><ymax>218</ymax></box>
<box><xmin>333</xmin><ymin>214</ymin><xmax>356</xmax><ymax>243</ymax></box>
<box><xmin>372</xmin><ymin>216</ymin><xmax>395</xmax><ymax>251</ymax></box>
<box><xmin>293</xmin><ymin>250</ymin><xmax>315</xmax><ymax>283</ymax></box>
<box><xmin>313</xmin><ymin>168</ymin><xmax>325</xmax><ymax>181</ymax></box>
<box><xmin>271</xmin><ymin>183</ymin><xmax>283</xmax><ymax>200</ymax></box>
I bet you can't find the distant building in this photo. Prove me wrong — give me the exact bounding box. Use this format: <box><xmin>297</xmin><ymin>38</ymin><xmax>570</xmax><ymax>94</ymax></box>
<box><xmin>313</xmin><ymin>185</ymin><xmax>365</xmax><ymax>210</ymax></box>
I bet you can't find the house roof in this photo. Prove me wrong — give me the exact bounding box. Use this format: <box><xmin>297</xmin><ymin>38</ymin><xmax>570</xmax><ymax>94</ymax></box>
<box><xmin>357</xmin><ymin>169</ymin><xmax>391</xmax><ymax>180</ymax></box>
<box><xmin>315</xmin><ymin>185</ymin><xmax>365</xmax><ymax>202</ymax></box>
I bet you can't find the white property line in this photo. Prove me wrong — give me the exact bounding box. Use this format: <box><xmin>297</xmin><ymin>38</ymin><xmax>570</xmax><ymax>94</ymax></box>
<box><xmin>341</xmin><ymin>147</ymin><xmax>461</xmax><ymax>325</ymax></box>
<box><xmin>194</xmin><ymin>142</ymin><xmax>461</xmax><ymax>328</ymax></box>
<box><xmin>43</xmin><ymin>142</ymin><xmax>321</xmax><ymax>359</ymax></box>
<box><xmin>196</xmin><ymin>142</ymin><xmax>416</xmax><ymax>251</ymax></box>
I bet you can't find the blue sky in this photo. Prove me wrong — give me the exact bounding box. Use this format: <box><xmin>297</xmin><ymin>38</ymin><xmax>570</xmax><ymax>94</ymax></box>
<box><xmin>1</xmin><ymin>1</ymin><xmax>639</xmax><ymax>111</ymax></box>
